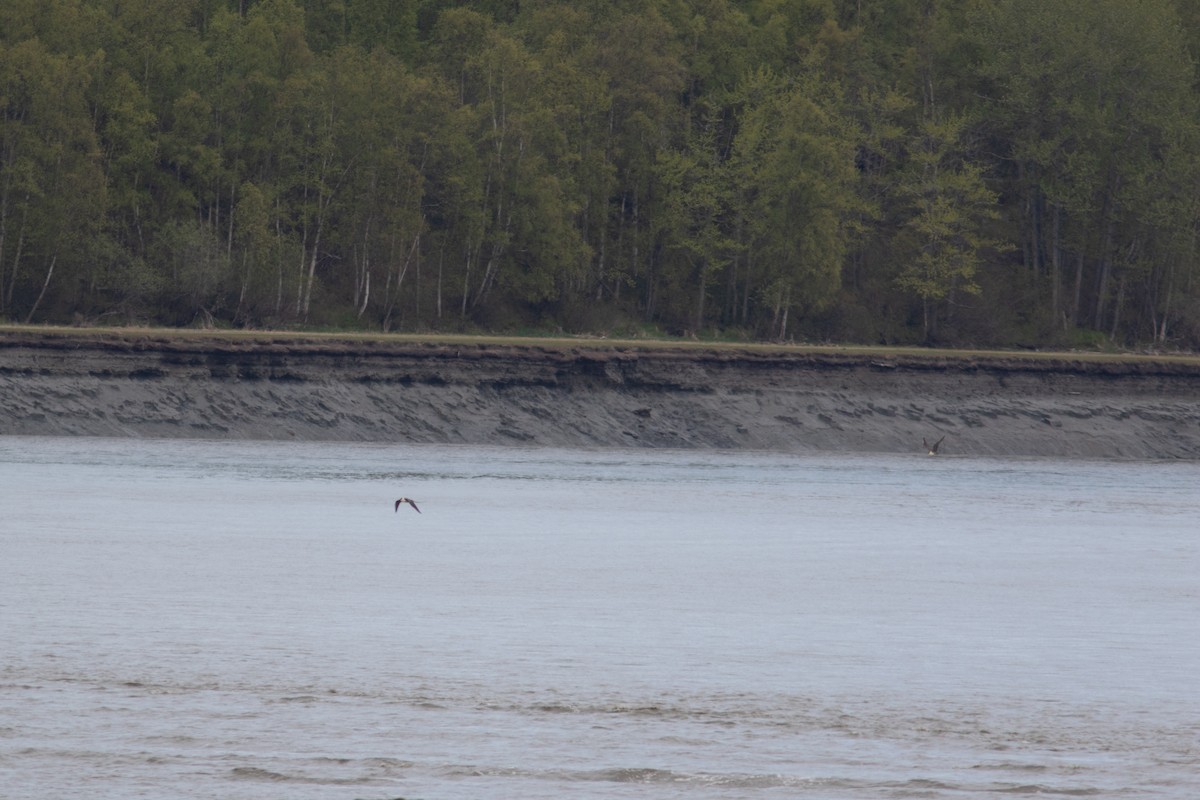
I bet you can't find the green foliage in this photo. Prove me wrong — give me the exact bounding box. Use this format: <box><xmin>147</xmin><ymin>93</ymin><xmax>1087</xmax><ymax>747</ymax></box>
<box><xmin>972</xmin><ymin>0</ymin><xmax>1200</xmax><ymax>342</ymax></box>
<box><xmin>725</xmin><ymin>68</ymin><xmax>858</xmax><ymax>337</ymax></box>
<box><xmin>894</xmin><ymin>111</ymin><xmax>1001</xmax><ymax>339</ymax></box>
<box><xmin>4</xmin><ymin>0</ymin><xmax>1200</xmax><ymax>347</ymax></box>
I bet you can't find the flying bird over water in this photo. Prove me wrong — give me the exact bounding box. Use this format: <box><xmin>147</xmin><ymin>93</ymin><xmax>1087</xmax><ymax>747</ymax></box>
<box><xmin>395</xmin><ymin>497</ymin><xmax>421</xmax><ymax>513</ymax></box>
<box><xmin>923</xmin><ymin>436</ymin><xmax>945</xmax><ymax>456</ymax></box>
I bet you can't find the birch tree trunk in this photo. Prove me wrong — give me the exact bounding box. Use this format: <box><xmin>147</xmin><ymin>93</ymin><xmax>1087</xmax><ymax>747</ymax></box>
<box><xmin>24</xmin><ymin>254</ymin><xmax>56</xmax><ymax>324</ymax></box>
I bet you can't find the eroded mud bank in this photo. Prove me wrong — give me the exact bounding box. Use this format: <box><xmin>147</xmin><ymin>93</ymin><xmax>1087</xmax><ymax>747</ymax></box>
<box><xmin>3</xmin><ymin>331</ymin><xmax>1200</xmax><ymax>459</ymax></box>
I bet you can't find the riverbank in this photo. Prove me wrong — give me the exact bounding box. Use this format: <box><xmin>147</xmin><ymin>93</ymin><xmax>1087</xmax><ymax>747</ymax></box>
<box><xmin>3</xmin><ymin>327</ymin><xmax>1200</xmax><ymax>459</ymax></box>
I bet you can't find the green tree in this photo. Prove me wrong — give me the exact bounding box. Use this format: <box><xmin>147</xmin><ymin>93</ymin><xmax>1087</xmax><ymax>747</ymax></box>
<box><xmin>975</xmin><ymin>0</ymin><xmax>1200</xmax><ymax>341</ymax></box>
<box><xmin>518</xmin><ymin>5</ymin><xmax>613</xmax><ymax>315</ymax></box>
<box><xmin>894</xmin><ymin>111</ymin><xmax>1000</xmax><ymax>340</ymax></box>
<box><xmin>656</xmin><ymin>114</ymin><xmax>735</xmax><ymax>333</ymax></box>
<box><xmin>730</xmin><ymin>70</ymin><xmax>857</xmax><ymax>338</ymax></box>
<box><xmin>207</xmin><ymin>0</ymin><xmax>316</xmax><ymax>320</ymax></box>
<box><xmin>346</xmin><ymin>0</ymin><xmax>419</xmax><ymax>59</ymax></box>
<box><xmin>316</xmin><ymin>46</ymin><xmax>446</xmax><ymax>328</ymax></box>
<box><xmin>586</xmin><ymin>5</ymin><xmax>685</xmax><ymax>315</ymax></box>
<box><xmin>0</xmin><ymin>38</ymin><xmax>105</xmax><ymax>322</ymax></box>
<box><xmin>231</xmin><ymin>179</ymin><xmax>275</xmax><ymax>321</ymax></box>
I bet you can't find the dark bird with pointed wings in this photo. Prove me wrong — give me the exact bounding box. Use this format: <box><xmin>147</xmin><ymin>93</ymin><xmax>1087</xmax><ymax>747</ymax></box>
<box><xmin>923</xmin><ymin>436</ymin><xmax>945</xmax><ymax>456</ymax></box>
<box><xmin>394</xmin><ymin>497</ymin><xmax>421</xmax><ymax>513</ymax></box>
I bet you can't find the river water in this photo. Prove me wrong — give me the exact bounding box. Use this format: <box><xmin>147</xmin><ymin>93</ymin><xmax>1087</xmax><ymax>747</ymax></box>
<box><xmin>2</xmin><ymin>436</ymin><xmax>1197</xmax><ymax>798</ymax></box>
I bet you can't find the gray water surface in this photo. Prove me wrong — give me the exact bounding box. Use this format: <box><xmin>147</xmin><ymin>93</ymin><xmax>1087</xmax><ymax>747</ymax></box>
<box><xmin>2</xmin><ymin>437</ymin><xmax>1198</xmax><ymax>798</ymax></box>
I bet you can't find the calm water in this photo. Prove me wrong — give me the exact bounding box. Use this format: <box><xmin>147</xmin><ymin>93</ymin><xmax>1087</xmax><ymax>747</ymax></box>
<box><xmin>2</xmin><ymin>436</ymin><xmax>1198</xmax><ymax>799</ymax></box>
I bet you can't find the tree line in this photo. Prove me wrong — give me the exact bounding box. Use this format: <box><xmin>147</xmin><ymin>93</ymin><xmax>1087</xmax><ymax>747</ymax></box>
<box><xmin>4</xmin><ymin>0</ymin><xmax>1200</xmax><ymax>347</ymax></box>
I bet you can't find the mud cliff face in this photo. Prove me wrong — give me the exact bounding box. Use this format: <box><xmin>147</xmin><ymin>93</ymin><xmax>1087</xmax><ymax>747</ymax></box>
<box><xmin>3</xmin><ymin>331</ymin><xmax>1200</xmax><ymax>459</ymax></box>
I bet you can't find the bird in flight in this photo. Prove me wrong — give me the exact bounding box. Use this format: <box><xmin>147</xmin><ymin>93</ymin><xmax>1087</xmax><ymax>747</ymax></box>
<box><xmin>923</xmin><ymin>435</ymin><xmax>945</xmax><ymax>456</ymax></box>
<box><xmin>395</xmin><ymin>497</ymin><xmax>421</xmax><ymax>513</ymax></box>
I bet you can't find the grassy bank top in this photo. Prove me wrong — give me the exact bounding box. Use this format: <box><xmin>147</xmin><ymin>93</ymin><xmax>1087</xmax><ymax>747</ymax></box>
<box><xmin>5</xmin><ymin>325</ymin><xmax>1200</xmax><ymax>370</ymax></box>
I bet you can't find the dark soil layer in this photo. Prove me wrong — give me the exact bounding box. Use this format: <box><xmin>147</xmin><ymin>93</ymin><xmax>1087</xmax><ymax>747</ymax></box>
<box><xmin>4</xmin><ymin>329</ymin><xmax>1200</xmax><ymax>459</ymax></box>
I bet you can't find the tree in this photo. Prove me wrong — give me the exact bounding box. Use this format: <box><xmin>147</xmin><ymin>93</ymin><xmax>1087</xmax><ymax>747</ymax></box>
<box><xmin>207</xmin><ymin>0</ymin><xmax>317</xmax><ymax>321</ymax></box>
<box><xmin>894</xmin><ymin>111</ymin><xmax>1000</xmax><ymax>340</ymax></box>
<box><xmin>0</xmin><ymin>38</ymin><xmax>105</xmax><ymax>322</ymax></box>
<box><xmin>975</xmin><ymin>0</ymin><xmax>1200</xmax><ymax>341</ymax></box>
<box><xmin>587</xmin><ymin>5</ymin><xmax>686</xmax><ymax>315</ymax></box>
<box><xmin>656</xmin><ymin>113</ymin><xmax>735</xmax><ymax>333</ymax></box>
<box><xmin>729</xmin><ymin>70</ymin><xmax>858</xmax><ymax>338</ymax></box>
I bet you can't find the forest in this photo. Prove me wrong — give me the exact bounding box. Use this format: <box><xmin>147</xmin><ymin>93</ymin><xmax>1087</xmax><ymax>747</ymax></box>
<box><xmin>4</xmin><ymin>0</ymin><xmax>1200</xmax><ymax>347</ymax></box>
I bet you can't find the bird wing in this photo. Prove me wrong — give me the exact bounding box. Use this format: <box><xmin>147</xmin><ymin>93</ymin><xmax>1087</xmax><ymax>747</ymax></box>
<box><xmin>394</xmin><ymin>499</ymin><xmax>402</xmax><ymax>512</ymax></box>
